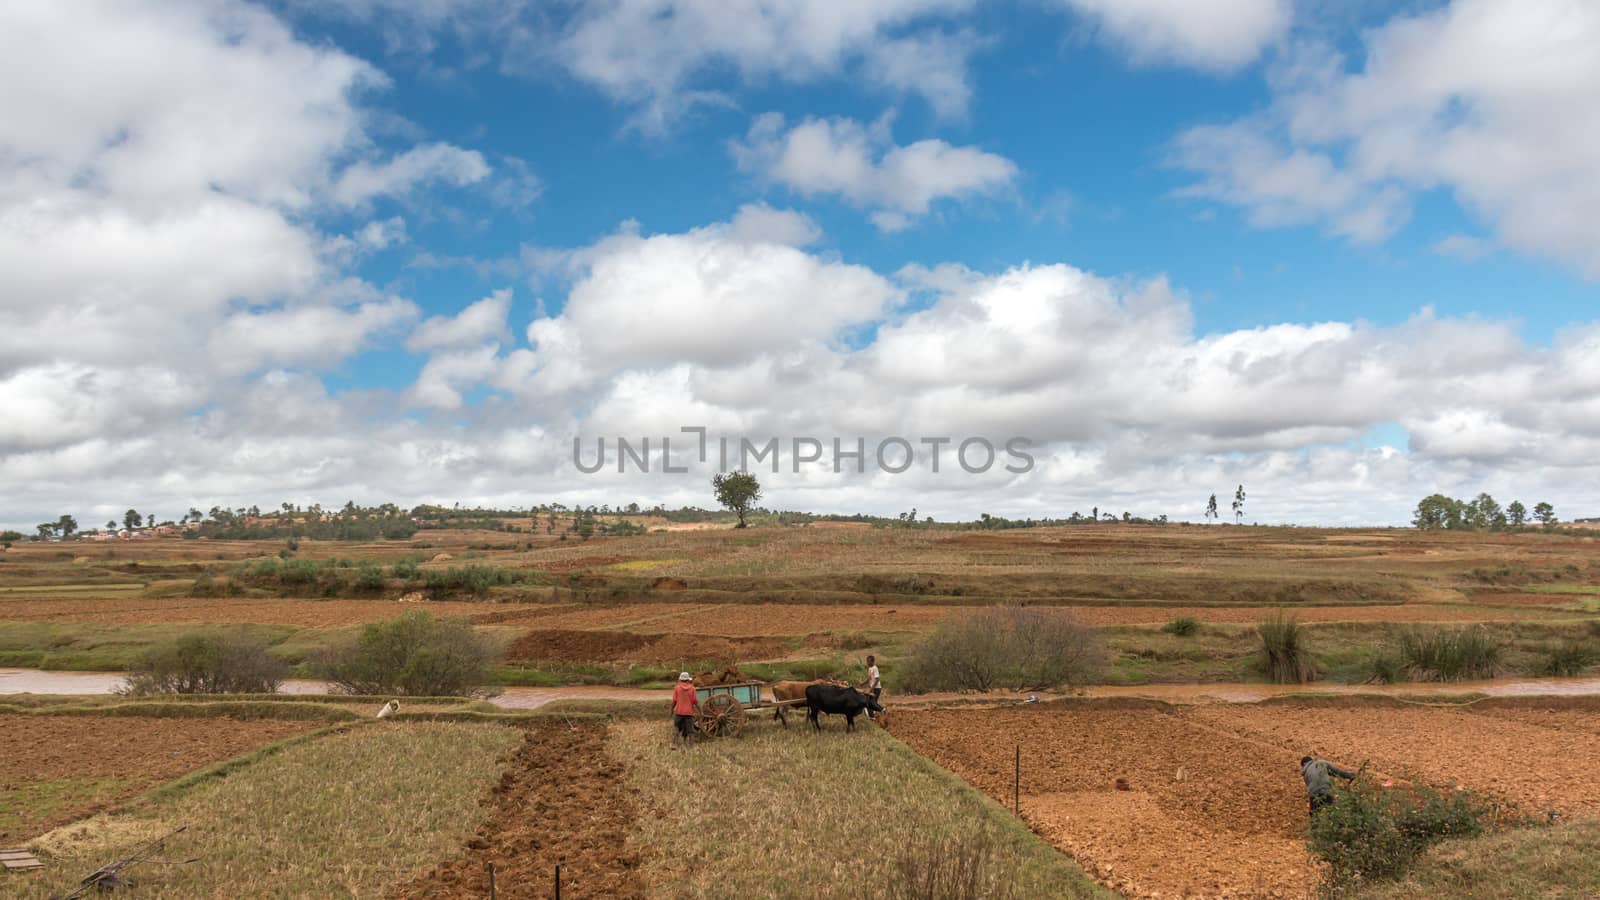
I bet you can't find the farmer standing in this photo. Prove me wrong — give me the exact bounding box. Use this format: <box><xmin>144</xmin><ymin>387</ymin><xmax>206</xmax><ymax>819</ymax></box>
<box><xmin>671</xmin><ymin>671</ymin><xmax>699</xmax><ymax>749</ymax></box>
<box><xmin>865</xmin><ymin>655</ymin><xmax>882</xmax><ymax>719</ymax></box>
<box><xmin>1301</xmin><ymin>755</ymin><xmax>1356</xmax><ymax>817</ymax></box>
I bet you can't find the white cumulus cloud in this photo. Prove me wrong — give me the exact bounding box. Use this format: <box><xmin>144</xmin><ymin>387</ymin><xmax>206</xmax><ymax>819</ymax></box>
<box><xmin>732</xmin><ymin>113</ymin><xmax>1018</xmax><ymax>230</ymax></box>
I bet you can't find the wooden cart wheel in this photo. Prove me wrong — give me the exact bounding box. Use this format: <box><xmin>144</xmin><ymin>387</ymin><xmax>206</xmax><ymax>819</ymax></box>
<box><xmin>696</xmin><ymin>694</ymin><xmax>746</xmax><ymax>738</ymax></box>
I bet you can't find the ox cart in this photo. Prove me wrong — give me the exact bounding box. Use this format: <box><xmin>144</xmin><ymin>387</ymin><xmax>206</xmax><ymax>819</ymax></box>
<box><xmin>693</xmin><ymin>681</ymin><xmax>808</xmax><ymax>738</ymax></box>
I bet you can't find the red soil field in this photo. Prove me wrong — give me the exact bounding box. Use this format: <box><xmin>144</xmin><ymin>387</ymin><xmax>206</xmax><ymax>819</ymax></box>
<box><xmin>891</xmin><ymin>698</ymin><xmax>1600</xmax><ymax>898</ymax></box>
<box><xmin>0</xmin><ymin>596</ymin><xmax>554</xmax><ymax>627</ymax></box>
<box><xmin>0</xmin><ymin>715</ymin><xmax>315</xmax><ymax>843</ymax></box>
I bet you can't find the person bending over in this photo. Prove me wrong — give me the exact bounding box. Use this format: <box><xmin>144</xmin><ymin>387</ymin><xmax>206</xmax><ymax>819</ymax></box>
<box><xmin>1301</xmin><ymin>755</ymin><xmax>1356</xmax><ymax>817</ymax></box>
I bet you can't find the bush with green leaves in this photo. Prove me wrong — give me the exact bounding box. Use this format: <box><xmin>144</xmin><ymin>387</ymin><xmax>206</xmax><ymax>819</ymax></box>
<box><xmin>121</xmin><ymin>632</ymin><xmax>288</xmax><ymax>695</ymax></box>
<box><xmin>899</xmin><ymin>606</ymin><xmax>1105</xmax><ymax>693</ymax></box>
<box><xmin>422</xmin><ymin>564</ymin><xmax>525</xmax><ymax>598</ymax></box>
<box><xmin>1257</xmin><ymin>612</ymin><xmax>1316</xmax><ymax>683</ymax></box>
<box><xmin>391</xmin><ymin>557</ymin><xmax>421</xmax><ymax>580</ymax></box>
<box><xmin>1309</xmin><ymin>779</ymin><xmax>1495</xmax><ymax>892</ymax></box>
<box><xmin>313</xmin><ymin>610</ymin><xmax>492</xmax><ymax>696</ymax></box>
<box><xmin>1396</xmin><ymin>626</ymin><xmax>1502</xmax><ymax>681</ymax></box>
<box><xmin>354</xmin><ymin>563</ymin><xmax>387</xmax><ymax>593</ymax></box>
<box><xmin>1162</xmin><ymin>617</ymin><xmax>1200</xmax><ymax>637</ymax></box>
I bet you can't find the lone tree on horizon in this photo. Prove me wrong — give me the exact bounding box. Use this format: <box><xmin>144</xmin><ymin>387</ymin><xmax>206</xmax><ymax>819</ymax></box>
<box><xmin>1232</xmin><ymin>485</ymin><xmax>1246</xmax><ymax>524</ymax></box>
<box><xmin>712</xmin><ymin>471</ymin><xmax>762</xmax><ymax>528</ymax></box>
<box><xmin>1204</xmin><ymin>493</ymin><xmax>1219</xmax><ymax>524</ymax></box>
<box><xmin>1507</xmin><ymin>500</ymin><xmax>1527</xmax><ymax>527</ymax></box>
<box><xmin>1534</xmin><ymin>501</ymin><xmax>1557</xmax><ymax>525</ymax></box>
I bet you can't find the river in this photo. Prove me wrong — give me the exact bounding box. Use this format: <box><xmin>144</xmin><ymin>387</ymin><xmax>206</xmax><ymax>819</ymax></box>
<box><xmin>7</xmin><ymin>667</ymin><xmax>1600</xmax><ymax>709</ymax></box>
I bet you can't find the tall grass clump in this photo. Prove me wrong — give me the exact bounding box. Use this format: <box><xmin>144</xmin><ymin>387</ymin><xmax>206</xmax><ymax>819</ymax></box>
<box><xmin>1535</xmin><ymin>640</ymin><xmax>1598</xmax><ymax>677</ymax></box>
<box><xmin>1310</xmin><ymin>780</ymin><xmax>1497</xmax><ymax>893</ymax></box>
<box><xmin>1257</xmin><ymin>612</ymin><xmax>1316</xmax><ymax>683</ymax></box>
<box><xmin>121</xmin><ymin>632</ymin><xmax>288</xmax><ymax>695</ymax></box>
<box><xmin>1365</xmin><ymin>650</ymin><xmax>1404</xmax><ymax>685</ymax></box>
<box><xmin>313</xmin><ymin>610</ymin><xmax>491</xmax><ymax>696</ymax></box>
<box><xmin>1162</xmin><ymin>617</ymin><xmax>1200</xmax><ymax>637</ymax></box>
<box><xmin>899</xmin><ymin>606</ymin><xmax>1106</xmax><ymax>693</ymax></box>
<box><xmin>1396</xmin><ymin>626</ymin><xmax>1502</xmax><ymax>681</ymax></box>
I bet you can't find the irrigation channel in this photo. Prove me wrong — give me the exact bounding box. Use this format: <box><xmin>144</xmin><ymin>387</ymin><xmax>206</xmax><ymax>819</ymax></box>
<box><xmin>8</xmin><ymin>667</ymin><xmax>1600</xmax><ymax>706</ymax></box>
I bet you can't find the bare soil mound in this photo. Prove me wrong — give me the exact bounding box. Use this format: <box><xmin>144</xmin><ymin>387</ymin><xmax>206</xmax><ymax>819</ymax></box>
<box><xmin>504</xmin><ymin>628</ymin><xmax>652</xmax><ymax>661</ymax></box>
<box><xmin>393</xmin><ymin>722</ymin><xmax>644</xmax><ymax>899</ymax></box>
<box><xmin>504</xmin><ymin>629</ymin><xmax>786</xmax><ymax>664</ymax></box>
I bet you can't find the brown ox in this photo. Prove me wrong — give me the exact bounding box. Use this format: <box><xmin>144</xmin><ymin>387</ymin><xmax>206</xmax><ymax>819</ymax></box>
<box><xmin>770</xmin><ymin>678</ymin><xmax>851</xmax><ymax>727</ymax></box>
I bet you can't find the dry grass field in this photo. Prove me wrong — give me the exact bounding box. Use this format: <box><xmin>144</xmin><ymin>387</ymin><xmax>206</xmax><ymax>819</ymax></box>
<box><xmin>3</xmin><ymin>523</ymin><xmax>1599</xmax><ymax>685</ymax></box>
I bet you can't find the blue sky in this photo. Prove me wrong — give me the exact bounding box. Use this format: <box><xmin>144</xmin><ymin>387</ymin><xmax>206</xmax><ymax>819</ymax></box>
<box><xmin>305</xmin><ymin>0</ymin><xmax>1590</xmax><ymax>394</ymax></box>
<box><xmin>3</xmin><ymin>0</ymin><xmax>1600</xmax><ymax>529</ymax></box>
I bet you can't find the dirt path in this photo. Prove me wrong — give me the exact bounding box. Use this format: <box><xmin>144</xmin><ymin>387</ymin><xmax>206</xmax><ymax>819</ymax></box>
<box><xmin>392</xmin><ymin>722</ymin><xmax>645</xmax><ymax>899</ymax></box>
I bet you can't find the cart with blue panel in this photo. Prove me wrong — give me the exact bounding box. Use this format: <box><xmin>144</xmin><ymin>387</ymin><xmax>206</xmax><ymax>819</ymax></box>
<box><xmin>693</xmin><ymin>681</ymin><xmax>806</xmax><ymax>738</ymax></box>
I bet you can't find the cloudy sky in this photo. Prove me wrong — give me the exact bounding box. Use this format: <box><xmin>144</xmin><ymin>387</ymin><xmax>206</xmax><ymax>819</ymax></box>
<box><xmin>4</xmin><ymin>0</ymin><xmax>1600</xmax><ymax>530</ymax></box>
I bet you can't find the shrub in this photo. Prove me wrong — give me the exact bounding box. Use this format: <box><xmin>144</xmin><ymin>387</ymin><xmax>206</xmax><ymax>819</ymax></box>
<box><xmin>391</xmin><ymin>557</ymin><xmax>421</xmax><ymax>580</ymax></box>
<box><xmin>1162</xmin><ymin>617</ymin><xmax>1200</xmax><ymax>637</ymax></box>
<box><xmin>313</xmin><ymin>611</ymin><xmax>491</xmax><ymax>696</ymax></box>
<box><xmin>1535</xmin><ymin>640</ymin><xmax>1598</xmax><ymax>677</ymax></box>
<box><xmin>1257</xmin><ymin>612</ymin><xmax>1316</xmax><ymax>683</ymax></box>
<box><xmin>423</xmin><ymin>564</ymin><xmax>523</xmax><ymax>598</ymax></box>
<box><xmin>899</xmin><ymin>606</ymin><xmax>1105</xmax><ymax>693</ymax></box>
<box><xmin>277</xmin><ymin>558</ymin><xmax>320</xmax><ymax>585</ymax></box>
<box><xmin>1366</xmin><ymin>650</ymin><xmax>1404</xmax><ymax>685</ymax></box>
<box><xmin>1310</xmin><ymin>779</ymin><xmax>1494</xmax><ymax>891</ymax></box>
<box><xmin>1396</xmin><ymin>626</ymin><xmax>1502</xmax><ymax>681</ymax></box>
<box><xmin>122</xmin><ymin>632</ymin><xmax>288</xmax><ymax>695</ymax></box>
<box><xmin>885</xmin><ymin>830</ymin><xmax>1020</xmax><ymax>900</ymax></box>
<box><xmin>355</xmin><ymin>563</ymin><xmax>386</xmax><ymax>593</ymax></box>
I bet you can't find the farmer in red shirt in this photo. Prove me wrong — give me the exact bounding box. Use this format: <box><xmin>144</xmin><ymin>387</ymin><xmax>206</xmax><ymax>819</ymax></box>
<box><xmin>671</xmin><ymin>671</ymin><xmax>699</xmax><ymax>749</ymax></box>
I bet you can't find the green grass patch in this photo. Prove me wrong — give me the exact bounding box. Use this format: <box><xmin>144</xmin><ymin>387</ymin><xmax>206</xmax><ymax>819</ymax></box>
<box><xmin>0</xmin><ymin>582</ymin><xmax>146</xmax><ymax>594</ymax></box>
<box><xmin>0</xmin><ymin>621</ymin><xmax>299</xmax><ymax>670</ymax></box>
<box><xmin>1508</xmin><ymin>583</ymin><xmax>1600</xmax><ymax>596</ymax></box>
<box><xmin>605</xmin><ymin>558</ymin><xmax>689</xmax><ymax>572</ymax></box>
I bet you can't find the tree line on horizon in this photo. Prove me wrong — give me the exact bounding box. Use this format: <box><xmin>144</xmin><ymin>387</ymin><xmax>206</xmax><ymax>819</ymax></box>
<box><xmin>1412</xmin><ymin>493</ymin><xmax>1555</xmax><ymax>530</ymax></box>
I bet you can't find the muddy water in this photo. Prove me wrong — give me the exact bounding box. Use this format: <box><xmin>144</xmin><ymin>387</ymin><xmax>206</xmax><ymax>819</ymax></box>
<box><xmin>8</xmin><ymin>667</ymin><xmax>1600</xmax><ymax>708</ymax></box>
<box><xmin>0</xmin><ymin>668</ymin><xmax>665</xmax><ymax>707</ymax></box>
<box><xmin>0</xmin><ymin>668</ymin><xmax>334</xmax><ymax>695</ymax></box>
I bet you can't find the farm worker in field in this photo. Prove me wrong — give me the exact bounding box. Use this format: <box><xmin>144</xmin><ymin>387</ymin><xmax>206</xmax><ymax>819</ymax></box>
<box><xmin>672</xmin><ymin>671</ymin><xmax>699</xmax><ymax>749</ymax></box>
<box><xmin>865</xmin><ymin>655</ymin><xmax>882</xmax><ymax>719</ymax></box>
<box><xmin>1301</xmin><ymin>756</ymin><xmax>1356</xmax><ymax>817</ymax></box>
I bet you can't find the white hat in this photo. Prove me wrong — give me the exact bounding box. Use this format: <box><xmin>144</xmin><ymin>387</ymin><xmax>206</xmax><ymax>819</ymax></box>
<box><xmin>679</xmin><ymin>671</ymin><xmax>692</xmax><ymax>681</ymax></box>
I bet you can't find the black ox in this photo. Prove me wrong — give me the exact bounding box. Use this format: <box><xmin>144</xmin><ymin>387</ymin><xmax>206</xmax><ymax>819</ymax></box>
<box><xmin>804</xmin><ymin>683</ymin><xmax>884</xmax><ymax>733</ymax></box>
